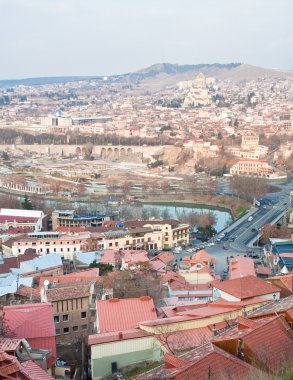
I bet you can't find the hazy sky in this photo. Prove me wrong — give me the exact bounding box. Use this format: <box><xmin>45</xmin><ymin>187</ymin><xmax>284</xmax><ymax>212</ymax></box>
<box><xmin>0</xmin><ymin>0</ymin><xmax>292</xmax><ymax>79</ymax></box>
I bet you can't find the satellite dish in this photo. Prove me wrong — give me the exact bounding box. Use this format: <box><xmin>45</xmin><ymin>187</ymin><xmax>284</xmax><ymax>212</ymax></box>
<box><xmin>44</xmin><ymin>280</ymin><xmax>50</xmax><ymax>286</ymax></box>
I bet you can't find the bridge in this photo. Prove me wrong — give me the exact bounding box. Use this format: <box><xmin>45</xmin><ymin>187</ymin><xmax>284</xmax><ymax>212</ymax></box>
<box><xmin>0</xmin><ymin>144</ymin><xmax>166</xmax><ymax>161</ymax></box>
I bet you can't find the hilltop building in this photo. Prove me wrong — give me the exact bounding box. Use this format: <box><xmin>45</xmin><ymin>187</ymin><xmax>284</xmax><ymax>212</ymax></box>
<box><xmin>183</xmin><ymin>73</ymin><xmax>211</xmax><ymax>107</ymax></box>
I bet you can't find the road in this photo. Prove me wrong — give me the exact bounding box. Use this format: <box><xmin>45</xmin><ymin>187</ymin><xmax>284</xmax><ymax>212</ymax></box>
<box><xmin>173</xmin><ymin>179</ymin><xmax>292</xmax><ymax>277</ymax></box>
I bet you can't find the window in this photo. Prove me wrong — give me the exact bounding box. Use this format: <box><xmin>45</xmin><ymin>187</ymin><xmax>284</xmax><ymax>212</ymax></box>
<box><xmin>115</xmin><ymin>242</ymin><xmax>118</xmax><ymax>246</ymax></box>
<box><xmin>63</xmin><ymin>314</ymin><xmax>69</xmax><ymax>322</ymax></box>
<box><xmin>81</xmin><ymin>311</ymin><xmax>87</xmax><ymax>319</ymax></box>
<box><xmin>63</xmin><ymin>327</ymin><xmax>69</xmax><ymax>334</ymax></box>
<box><xmin>54</xmin><ymin>316</ymin><xmax>59</xmax><ymax>323</ymax></box>
<box><xmin>109</xmin><ymin>243</ymin><xmax>112</xmax><ymax>247</ymax></box>
<box><xmin>73</xmin><ymin>326</ymin><xmax>79</xmax><ymax>332</ymax></box>
<box><xmin>55</xmin><ymin>328</ymin><xmax>60</xmax><ymax>335</ymax></box>
<box><xmin>81</xmin><ymin>324</ymin><xmax>87</xmax><ymax>330</ymax></box>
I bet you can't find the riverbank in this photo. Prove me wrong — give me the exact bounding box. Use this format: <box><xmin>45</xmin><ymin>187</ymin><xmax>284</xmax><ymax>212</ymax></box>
<box><xmin>0</xmin><ymin>186</ymin><xmax>249</xmax><ymax>220</ymax></box>
<box><xmin>143</xmin><ymin>194</ymin><xmax>250</xmax><ymax>220</ymax></box>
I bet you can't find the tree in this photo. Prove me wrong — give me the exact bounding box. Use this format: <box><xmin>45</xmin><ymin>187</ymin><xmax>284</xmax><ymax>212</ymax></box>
<box><xmin>22</xmin><ymin>195</ymin><xmax>33</xmax><ymax>210</ymax></box>
<box><xmin>230</xmin><ymin>176</ymin><xmax>269</xmax><ymax>203</ymax></box>
<box><xmin>83</xmin><ymin>142</ymin><xmax>94</xmax><ymax>160</ymax></box>
<box><xmin>0</xmin><ymin>313</ymin><xmax>15</xmax><ymax>338</ymax></box>
<box><xmin>1</xmin><ymin>151</ymin><xmax>9</xmax><ymax>160</ymax></box>
<box><xmin>0</xmin><ymin>194</ymin><xmax>21</xmax><ymax>209</ymax></box>
<box><xmin>260</xmin><ymin>224</ymin><xmax>291</xmax><ymax>244</ymax></box>
<box><xmin>89</xmin><ymin>261</ymin><xmax>113</xmax><ymax>276</ymax></box>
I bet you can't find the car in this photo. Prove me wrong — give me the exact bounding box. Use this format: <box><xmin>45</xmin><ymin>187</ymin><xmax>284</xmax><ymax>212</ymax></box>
<box><xmin>209</xmin><ymin>242</ymin><xmax>215</xmax><ymax>246</ymax></box>
<box><xmin>251</xmin><ymin>228</ymin><xmax>257</xmax><ymax>232</ymax></box>
<box><xmin>247</xmin><ymin>216</ymin><xmax>253</xmax><ymax>222</ymax></box>
<box><xmin>229</xmin><ymin>236</ymin><xmax>235</xmax><ymax>242</ymax></box>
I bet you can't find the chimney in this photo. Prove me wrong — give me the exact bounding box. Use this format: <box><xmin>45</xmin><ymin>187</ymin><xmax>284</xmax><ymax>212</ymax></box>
<box><xmin>212</xmin><ymin>323</ymin><xmax>217</xmax><ymax>337</ymax></box>
<box><xmin>237</xmin><ymin>338</ymin><xmax>245</xmax><ymax>360</ymax></box>
<box><xmin>118</xmin><ymin>332</ymin><xmax>123</xmax><ymax>340</ymax></box>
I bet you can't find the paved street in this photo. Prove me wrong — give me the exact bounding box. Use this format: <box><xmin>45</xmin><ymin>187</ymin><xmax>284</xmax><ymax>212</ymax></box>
<box><xmin>173</xmin><ymin>179</ymin><xmax>293</xmax><ymax>278</ymax></box>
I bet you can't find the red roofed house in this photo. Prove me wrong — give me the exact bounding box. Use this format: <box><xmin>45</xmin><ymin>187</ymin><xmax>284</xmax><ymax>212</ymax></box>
<box><xmin>3</xmin><ymin>303</ymin><xmax>56</xmax><ymax>372</ymax></box>
<box><xmin>121</xmin><ymin>250</ymin><xmax>149</xmax><ymax>270</ymax></box>
<box><xmin>89</xmin><ymin>297</ymin><xmax>160</xmax><ymax>379</ymax></box>
<box><xmin>133</xmin><ymin>343</ymin><xmax>259</xmax><ymax>380</ymax></box>
<box><xmin>150</xmin><ymin>252</ymin><xmax>174</xmax><ymax>275</ymax></box>
<box><xmin>0</xmin><ymin>350</ymin><xmax>54</xmax><ymax>380</ymax></box>
<box><xmin>96</xmin><ymin>296</ymin><xmax>157</xmax><ymax>333</ymax></box>
<box><xmin>212</xmin><ymin>275</ymin><xmax>280</xmax><ymax>302</ymax></box>
<box><xmin>229</xmin><ymin>256</ymin><xmax>256</xmax><ymax>280</ymax></box>
<box><xmin>214</xmin><ymin>316</ymin><xmax>293</xmax><ymax>373</ymax></box>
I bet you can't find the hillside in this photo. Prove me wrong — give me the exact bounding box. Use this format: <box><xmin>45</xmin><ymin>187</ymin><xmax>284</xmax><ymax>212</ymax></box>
<box><xmin>1</xmin><ymin>62</ymin><xmax>292</xmax><ymax>89</ymax></box>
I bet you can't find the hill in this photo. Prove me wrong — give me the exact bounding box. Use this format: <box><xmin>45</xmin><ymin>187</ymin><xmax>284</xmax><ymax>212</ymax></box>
<box><xmin>0</xmin><ymin>62</ymin><xmax>292</xmax><ymax>89</ymax></box>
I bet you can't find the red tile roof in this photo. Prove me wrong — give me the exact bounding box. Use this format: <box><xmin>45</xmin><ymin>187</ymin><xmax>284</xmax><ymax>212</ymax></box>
<box><xmin>97</xmin><ymin>296</ymin><xmax>157</xmax><ymax>332</ymax></box>
<box><xmin>3</xmin><ymin>303</ymin><xmax>56</xmax><ymax>359</ymax></box>
<box><xmin>212</xmin><ymin>276</ymin><xmax>280</xmax><ymax>300</ymax></box>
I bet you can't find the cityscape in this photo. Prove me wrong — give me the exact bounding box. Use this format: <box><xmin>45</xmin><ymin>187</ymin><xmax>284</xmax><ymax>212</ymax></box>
<box><xmin>0</xmin><ymin>1</ymin><xmax>293</xmax><ymax>380</ymax></box>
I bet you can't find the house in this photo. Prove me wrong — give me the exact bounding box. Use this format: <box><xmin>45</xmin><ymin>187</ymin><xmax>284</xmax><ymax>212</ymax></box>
<box><xmin>122</xmin><ymin>219</ymin><xmax>190</xmax><ymax>249</ymax></box>
<box><xmin>51</xmin><ymin>210</ymin><xmax>115</xmax><ymax>230</ymax></box>
<box><xmin>0</xmin><ymin>350</ymin><xmax>54</xmax><ymax>380</ymax></box>
<box><xmin>96</xmin><ymin>296</ymin><xmax>157</xmax><ymax>333</ymax></box>
<box><xmin>2</xmin><ymin>231</ymin><xmax>96</xmax><ymax>260</ymax></box>
<box><xmin>134</xmin><ymin>343</ymin><xmax>259</xmax><ymax>380</ymax></box>
<box><xmin>212</xmin><ymin>276</ymin><xmax>280</xmax><ymax>302</ymax></box>
<box><xmin>229</xmin><ymin>256</ymin><xmax>256</xmax><ymax>279</ymax></box>
<box><xmin>89</xmin><ymin>329</ymin><xmax>161</xmax><ymax>380</ymax></box>
<box><xmin>3</xmin><ymin>303</ymin><xmax>57</xmax><ymax>371</ymax></box>
<box><xmin>0</xmin><ymin>337</ymin><xmax>55</xmax><ymax>377</ymax></box>
<box><xmin>89</xmin><ymin>297</ymin><xmax>158</xmax><ymax>379</ymax></box>
<box><xmin>248</xmin><ymin>295</ymin><xmax>293</xmax><ymax>326</ymax></box>
<box><xmin>167</xmin><ymin>280</ymin><xmax>213</xmax><ymax>302</ymax></box>
<box><xmin>0</xmin><ymin>251</ymin><xmax>37</xmax><ymax>275</ymax></box>
<box><xmin>177</xmin><ymin>250</ymin><xmax>216</xmax><ymax>284</ymax></box>
<box><xmin>214</xmin><ymin>316</ymin><xmax>293</xmax><ymax>373</ymax></box>
<box><xmin>41</xmin><ymin>280</ymin><xmax>98</xmax><ymax>344</ymax></box>
<box><xmin>121</xmin><ymin>250</ymin><xmax>149</xmax><ymax>270</ymax></box>
<box><xmin>150</xmin><ymin>252</ymin><xmax>174</xmax><ymax>275</ymax></box>
<box><xmin>0</xmin><ymin>274</ymin><xmax>33</xmax><ymax>303</ymax></box>
<box><xmin>0</xmin><ymin>208</ymin><xmax>45</xmax><ymax>232</ymax></box>
<box><xmin>266</xmin><ymin>273</ymin><xmax>293</xmax><ymax>297</ymax></box>
<box><xmin>19</xmin><ymin>253</ymin><xmax>63</xmax><ymax>278</ymax></box>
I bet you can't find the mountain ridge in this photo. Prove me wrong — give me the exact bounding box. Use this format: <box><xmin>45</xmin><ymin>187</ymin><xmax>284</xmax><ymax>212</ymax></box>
<box><xmin>0</xmin><ymin>62</ymin><xmax>292</xmax><ymax>88</ymax></box>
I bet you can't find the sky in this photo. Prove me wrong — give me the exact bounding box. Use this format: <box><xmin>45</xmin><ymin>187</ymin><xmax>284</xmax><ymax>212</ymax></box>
<box><xmin>0</xmin><ymin>0</ymin><xmax>292</xmax><ymax>79</ymax></box>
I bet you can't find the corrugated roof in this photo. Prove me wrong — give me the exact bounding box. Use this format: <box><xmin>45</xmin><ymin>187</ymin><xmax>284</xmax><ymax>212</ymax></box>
<box><xmin>97</xmin><ymin>296</ymin><xmax>157</xmax><ymax>332</ymax></box>
<box><xmin>21</xmin><ymin>360</ymin><xmax>54</xmax><ymax>380</ymax></box>
<box><xmin>20</xmin><ymin>254</ymin><xmax>62</xmax><ymax>274</ymax></box>
<box><xmin>88</xmin><ymin>328</ymin><xmax>150</xmax><ymax>345</ymax></box>
<box><xmin>3</xmin><ymin>303</ymin><xmax>56</xmax><ymax>360</ymax></box>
